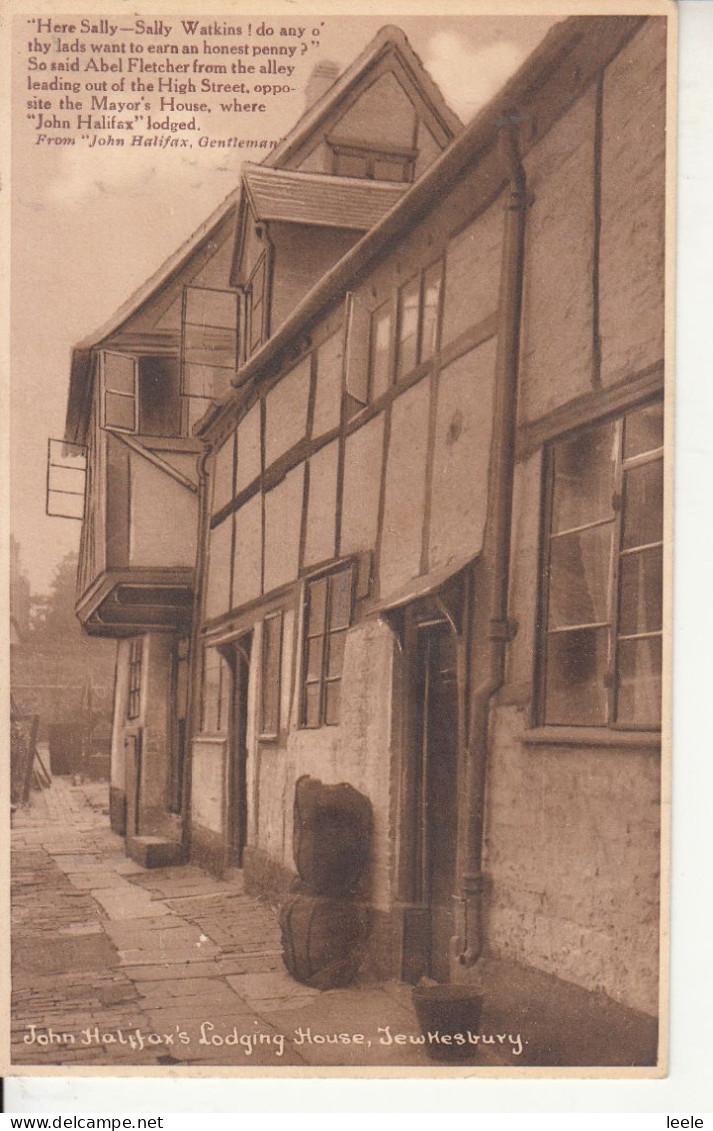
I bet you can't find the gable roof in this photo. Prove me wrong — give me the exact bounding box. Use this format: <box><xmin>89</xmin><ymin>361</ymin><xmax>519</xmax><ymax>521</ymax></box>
<box><xmin>64</xmin><ymin>24</ymin><xmax>462</xmax><ymax>443</ymax></box>
<box><xmin>242</xmin><ymin>164</ymin><xmax>409</xmax><ymax>231</ymax></box>
<box><xmin>263</xmin><ymin>25</ymin><xmax>462</xmax><ymax>169</ymax></box>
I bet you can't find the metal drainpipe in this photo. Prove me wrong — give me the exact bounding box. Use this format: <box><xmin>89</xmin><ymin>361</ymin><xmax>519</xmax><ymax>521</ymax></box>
<box><xmin>180</xmin><ymin>444</ymin><xmax>211</xmax><ymax>858</ymax></box>
<box><xmin>458</xmin><ymin>120</ymin><xmax>528</xmax><ymax>966</ymax></box>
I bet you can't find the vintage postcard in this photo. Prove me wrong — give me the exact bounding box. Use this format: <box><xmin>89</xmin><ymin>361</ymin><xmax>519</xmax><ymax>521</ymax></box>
<box><xmin>5</xmin><ymin>0</ymin><xmax>675</xmax><ymax>1079</ymax></box>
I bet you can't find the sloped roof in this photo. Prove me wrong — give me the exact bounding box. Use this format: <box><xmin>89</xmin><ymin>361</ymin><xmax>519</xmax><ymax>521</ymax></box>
<box><xmin>65</xmin><ymin>24</ymin><xmax>461</xmax><ymax>444</ymax></box>
<box><xmin>263</xmin><ymin>24</ymin><xmax>462</xmax><ymax>169</ymax></box>
<box><xmin>242</xmin><ymin>164</ymin><xmax>408</xmax><ymax>231</ymax></box>
<box><xmin>195</xmin><ymin>14</ymin><xmax>649</xmax><ymax>436</ymax></box>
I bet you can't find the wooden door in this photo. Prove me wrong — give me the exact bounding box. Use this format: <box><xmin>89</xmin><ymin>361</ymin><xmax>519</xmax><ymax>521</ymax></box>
<box><xmin>417</xmin><ymin>624</ymin><xmax>459</xmax><ymax>982</ymax></box>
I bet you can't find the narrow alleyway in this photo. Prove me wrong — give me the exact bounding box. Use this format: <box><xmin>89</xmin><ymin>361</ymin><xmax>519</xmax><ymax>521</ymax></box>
<box><xmin>12</xmin><ymin>775</ymin><xmax>482</xmax><ymax>1070</ymax></box>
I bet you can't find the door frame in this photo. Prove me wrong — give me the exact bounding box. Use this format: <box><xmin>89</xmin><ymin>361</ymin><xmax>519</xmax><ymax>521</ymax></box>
<box><xmin>222</xmin><ymin>631</ymin><xmax>253</xmax><ymax>868</ymax></box>
<box><xmin>124</xmin><ymin>729</ymin><xmax>142</xmax><ymax>838</ymax></box>
<box><xmin>386</xmin><ymin>568</ymin><xmax>471</xmax><ymax>982</ymax></box>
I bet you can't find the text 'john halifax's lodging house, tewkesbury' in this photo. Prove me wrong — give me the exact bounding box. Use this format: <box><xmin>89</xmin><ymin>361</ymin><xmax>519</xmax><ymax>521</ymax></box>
<box><xmin>56</xmin><ymin>16</ymin><xmax>667</xmax><ymax>1065</ymax></box>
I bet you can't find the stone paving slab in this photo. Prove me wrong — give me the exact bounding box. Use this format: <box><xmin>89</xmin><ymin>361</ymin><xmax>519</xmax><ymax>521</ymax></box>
<box><xmin>11</xmin><ymin>776</ymin><xmax>429</xmax><ymax>1070</ymax></box>
<box><xmin>121</xmin><ymin>961</ymin><xmax>224</xmax><ymax>982</ymax></box>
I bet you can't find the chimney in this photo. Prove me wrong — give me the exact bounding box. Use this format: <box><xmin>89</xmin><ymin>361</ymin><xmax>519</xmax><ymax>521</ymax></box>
<box><xmin>304</xmin><ymin>60</ymin><xmax>340</xmax><ymax>111</ymax></box>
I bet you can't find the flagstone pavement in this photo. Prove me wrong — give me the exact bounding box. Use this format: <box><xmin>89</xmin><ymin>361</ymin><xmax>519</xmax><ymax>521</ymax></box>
<box><xmin>11</xmin><ymin>776</ymin><xmax>509</xmax><ymax>1072</ymax></box>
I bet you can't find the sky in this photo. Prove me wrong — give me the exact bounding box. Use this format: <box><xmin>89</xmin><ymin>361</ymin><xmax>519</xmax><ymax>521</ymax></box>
<box><xmin>10</xmin><ymin>10</ymin><xmax>559</xmax><ymax>595</ymax></box>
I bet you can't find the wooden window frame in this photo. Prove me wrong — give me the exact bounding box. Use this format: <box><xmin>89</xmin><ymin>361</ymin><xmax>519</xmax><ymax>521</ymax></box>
<box><xmin>181</xmin><ymin>285</ymin><xmax>241</xmax><ymax>401</ymax></box>
<box><xmin>395</xmin><ymin>258</ymin><xmax>445</xmax><ymax>382</ymax></box>
<box><xmin>367</xmin><ymin>300</ymin><xmax>394</xmax><ymax>401</ymax></box>
<box><xmin>127</xmin><ymin>638</ymin><xmax>143</xmax><ymax>721</ymax></box>
<box><xmin>101</xmin><ymin>350</ymin><xmax>138</xmax><ymax>434</ymax></box>
<box><xmin>246</xmin><ymin>251</ymin><xmax>269</xmax><ymax>358</ymax></box>
<box><xmin>46</xmin><ymin>438</ymin><xmax>87</xmax><ymax>520</ymax></box>
<box><xmin>536</xmin><ymin>398</ymin><xmax>664</xmax><ymax>732</ymax></box>
<box><xmin>300</xmin><ymin>563</ymin><xmax>355</xmax><ymax>729</ymax></box>
<box><xmin>259</xmin><ymin>611</ymin><xmax>283</xmax><ymax>740</ymax></box>
<box><xmin>329</xmin><ymin>141</ymin><xmax>415</xmax><ymax>183</ymax></box>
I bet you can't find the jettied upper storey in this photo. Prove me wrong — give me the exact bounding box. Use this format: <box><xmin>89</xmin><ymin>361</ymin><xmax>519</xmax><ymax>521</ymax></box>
<box><xmin>61</xmin><ymin>25</ymin><xmax>462</xmax><ymax>636</ymax></box>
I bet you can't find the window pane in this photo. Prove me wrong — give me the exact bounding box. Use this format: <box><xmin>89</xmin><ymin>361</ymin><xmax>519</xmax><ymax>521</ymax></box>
<box><xmin>105</xmin><ymin>393</ymin><xmax>135</xmax><ymax>431</ymax></box>
<box><xmin>104</xmin><ymin>353</ymin><xmax>135</xmax><ymax>394</ymax></box>
<box><xmin>183</xmin><ymin>325</ymin><xmax>236</xmax><ymax>370</ymax></box>
<box><xmin>370</xmin><ymin>306</ymin><xmax>392</xmax><ymax>398</ymax></box>
<box><xmin>49</xmin><ymin>466</ymin><xmax>86</xmax><ymax>495</ymax></box>
<box><xmin>261</xmin><ymin>615</ymin><xmax>281</xmax><ymax>735</ymax></box>
<box><xmin>185</xmin><ymin>288</ymin><xmax>237</xmax><ymax>329</ymax></box>
<box><xmin>397</xmin><ymin>277</ymin><xmax>420</xmax><ymax>377</ymax></box>
<box><xmin>622</xmin><ymin>460</ymin><xmax>664</xmax><ymax>549</ymax></box>
<box><xmin>304</xmin><ymin>683</ymin><xmax>321</xmax><ymax>727</ymax></box>
<box><xmin>544</xmin><ymin>627</ymin><xmax>609</xmax><ymax>726</ymax></box>
<box><xmin>329</xmin><ymin>569</ymin><xmax>352</xmax><ymax>629</ymax></box>
<box><xmin>618</xmin><ymin>548</ymin><xmax>663</xmax><ymax>636</ymax></box>
<box><xmin>548</xmin><ymin>524</ymin><xmax>614</xmax><ymax>629</ymax></box>
<box><xmin>335</xmin><ymin>152</ymin><xmax>368</xmax><ymax>178</ymax></box>
<box><xmin>373</xmin><ymin>157</ymin><xmax>406</xmax><ymax>182</ymax></box>
<box><xmin>251</xmin><ymin>258</ymin><xmax>265</xmax><ymax>300</ymax></box>
<box><xmin>306</xmin><ymin>636</ymin><xmax>324</xmax><ymax>681</ymax></box>
<box><xmin>327</xmin><ymin>630</ymin><xmax>346</xmax><ymax>679</ymax></box>
<box><xmin>325</xmin><ymin>681</ymin><xmax>341</xmax><ymax>725</ymax></box>
<box><xmin>421</xmin><ymin>262</ymin><xmax>442</xmax><ymax>363</ymax></box>
<box><xmin>624</xmin><ymin>401</ymin><xmax>664</xmax><ymax>459</ymax></box>
<box><xmin>308</xmin><ymin>578</ymin><xmax>327</xmax><ymax>634</ymax></box>
<box><xmin>615</xmin><ymin>637</ymin><xmax>662</xmax><ymax>728</ymax></box>
<box><xmin>48</xmin><ymin>491</ymin><xmax>84</xmax><ymax>519</ymax></box>
<box><xmin>551</xmin><ymin>421</ymin><xmax>617</xmax><ymax>533</ymax></box>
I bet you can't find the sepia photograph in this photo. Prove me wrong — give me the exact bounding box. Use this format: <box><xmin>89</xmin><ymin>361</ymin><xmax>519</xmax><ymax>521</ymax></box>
<box><xmin>7</xmin><ymin>2</ymin><xmax>673</xmax><ymax>1076</ymax></box>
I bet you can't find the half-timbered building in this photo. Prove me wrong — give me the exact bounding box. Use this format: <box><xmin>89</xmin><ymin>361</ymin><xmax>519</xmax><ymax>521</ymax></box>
<box><xmin>61</xmin><ymin>16</ymin><xmax>667</xmax><ymax>1056</ymax></box>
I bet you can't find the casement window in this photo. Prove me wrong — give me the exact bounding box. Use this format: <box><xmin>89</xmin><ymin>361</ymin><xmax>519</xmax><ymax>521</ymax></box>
<box><xmin>46</xmin><ymin>439</ymin><xmax>87</xmax><ymax>520</ymax></box>
<box><xmin>127</xmin><ymin>638</ymin><xmax>143</xmax><ymax>720</ymax></box>
<box><xmin>395</xmin><ymin>260</ymin><xmax>444</xmax><ymax>380</ymax></box>
<box><xmin>201</xmin><ymin>646</ymin><xmax>230</xmax><ymax>734</ymax></box>
<box><xmin>330</xmin><ymin>143</ymin><xmax>414</xmax><ymax>183</ymax></box>
<box><xmin>369</xmin><ymin>302</ymin><xmax>393</xmax><ymax>400</ymax></box>
<box><xmin>396</xmin><ymin>276</ymin><xmax>420</xmax><ymax>378</ymax></box>
<box><xmin>301</xmin><ymin>565</ymin><xmax>354</xmax><ymax>728</ymax></box>
<box><xmin>247</xmin><ymin>253</ymin><xmax>268</xmax><ymax>357</ymax></box>
<box><xmin>260</xmin><ymin>612</ymin><xmax>283</xmax><ymax>739</ymax></box>
<box><xmin>102</xmin><ymin>351</ymin><xmax>138</xmax><ymax>432</ymax></box>
<box><xmin>539</xmin><ymin>400</ymin><xmax>664</xmax><ymax>730</ymax></box>
<box><xmin>181</xmin><ymin>286</ymin><xmax>240</xmax><ymax>401</ymax></box>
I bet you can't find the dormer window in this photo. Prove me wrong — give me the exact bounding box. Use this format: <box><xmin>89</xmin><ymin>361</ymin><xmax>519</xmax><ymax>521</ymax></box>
<box><xmin>329</xmin><ymin>140</ymin><xmax>415</xmax><ymax>183</ymax></box>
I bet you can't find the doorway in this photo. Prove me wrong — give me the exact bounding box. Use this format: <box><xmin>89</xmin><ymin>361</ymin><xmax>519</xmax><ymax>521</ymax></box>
<box><xmin>415</xmin><ymin>621</ymin><xmax>459</xmax><ymax>982</ymax></box>
<box><xmin>226</xmin><ymin>633</ymin><xmax>252</xmax><ymax>867</ymax></box>
<box><xmin>124</xmin><ymin>731</ymin><xmax>142</xmax><ymax>838</ymax></box>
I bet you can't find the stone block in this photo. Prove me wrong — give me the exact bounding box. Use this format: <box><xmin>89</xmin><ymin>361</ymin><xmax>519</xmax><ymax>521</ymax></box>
<box><xmin>126</xmin><ymin>836</ymin><xmax>186</xmax><ymax>870</ymax></box>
